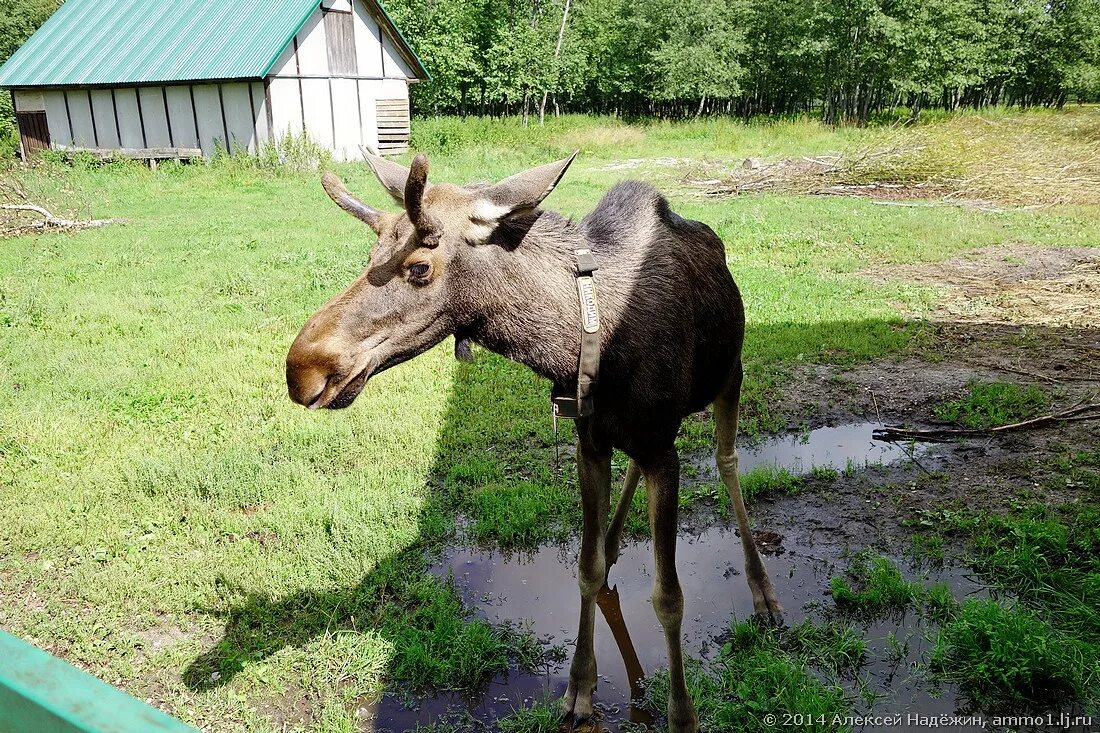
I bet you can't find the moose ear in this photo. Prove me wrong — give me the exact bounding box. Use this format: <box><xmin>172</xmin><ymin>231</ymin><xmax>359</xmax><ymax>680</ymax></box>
<box><xmin>363</xmin><ymin>149</ymin><xmax>414</xmax><ymax>205</ymax></box>
<box><xmin>476</xmin><ymin>151</ymin><xmax>578</xmax><ymax>221</ymax></box>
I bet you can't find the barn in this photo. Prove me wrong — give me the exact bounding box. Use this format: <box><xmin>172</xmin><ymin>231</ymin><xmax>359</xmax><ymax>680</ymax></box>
<box><xmin>0</xmin><ymin>0</ymin><xmax>429</xmax><ymax>162</ymax></box>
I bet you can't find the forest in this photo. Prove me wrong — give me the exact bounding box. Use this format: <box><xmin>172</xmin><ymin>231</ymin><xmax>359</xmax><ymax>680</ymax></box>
<box><xmin>385</xmin><ymin>0</ymin><xmax>1100</xmax><ymax>122</ymax></box>
<box><xmin>2</xmin><ymin>0</ymin><xmax>1100</xmax><ymax>146</ymax></box>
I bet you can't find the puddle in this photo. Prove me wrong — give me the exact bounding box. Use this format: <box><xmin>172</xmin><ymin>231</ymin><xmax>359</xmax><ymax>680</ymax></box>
<box><xmin>731</xmin><ymin>421</ymin><xmax>929</xmax><ymax>477</ymax></box>
<box><xmin>368</xmin><ymin>425</ymin><xmax>1085</xmax><ymax>732</ymax></box>
<box><xmin>371</xmin><ymin>523</ymin><xmax>998</xmax><ymax>732</ymax></box>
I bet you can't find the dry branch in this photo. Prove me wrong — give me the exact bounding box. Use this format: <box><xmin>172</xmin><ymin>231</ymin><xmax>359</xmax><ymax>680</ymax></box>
<box><xmin>872</xmin><ymin>403</ymin><xmax>1100</xmax><ymax>443</ymax></box>
<box><xmin>1</xmin><ymin>174</ymin><xmax>126</xmax><ymax>238</ymax></box>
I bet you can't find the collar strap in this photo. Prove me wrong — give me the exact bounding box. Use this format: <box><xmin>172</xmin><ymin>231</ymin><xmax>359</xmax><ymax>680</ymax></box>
<box><xmin>552</xmin><ymin>248</ymin><xmax>601</xmax><ymax>419</ymax></box>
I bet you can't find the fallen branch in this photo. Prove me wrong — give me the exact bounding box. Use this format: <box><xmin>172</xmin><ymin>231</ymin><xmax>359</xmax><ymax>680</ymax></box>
<box><xmin>0</xmin><ymin>203</ymin><xmax>126</xmax><ymax>233</ymax></box>
<box><xmin>873</xmin><ymin>403</ymin><xmax>1100</xmax><ymax>443</ymax></box>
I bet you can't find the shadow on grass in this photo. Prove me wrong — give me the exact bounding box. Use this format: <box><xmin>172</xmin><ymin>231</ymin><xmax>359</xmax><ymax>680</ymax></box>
<box><xmin>182</xmin><ymin>318</ymin><xmax>1097</xmax><ymax>719</ymax></box>
<box><xmin>180</xmin><ymin>313</ymin><xmax>916</xmax><ymax>696</ymax></box>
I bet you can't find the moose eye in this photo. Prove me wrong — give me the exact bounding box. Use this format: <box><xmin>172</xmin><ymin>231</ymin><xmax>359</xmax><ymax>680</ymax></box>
<box><xmin>408</xmin><ymin>262</ymin><xmax>431</xmax><ymax>280</ymax></box>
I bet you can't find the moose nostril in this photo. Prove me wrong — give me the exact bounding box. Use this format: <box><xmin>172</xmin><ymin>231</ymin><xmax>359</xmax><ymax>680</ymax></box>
<box><xmin>286</xmin><ymin>366</ymin><xmax>327</xmax><ymax>408</ymax></box>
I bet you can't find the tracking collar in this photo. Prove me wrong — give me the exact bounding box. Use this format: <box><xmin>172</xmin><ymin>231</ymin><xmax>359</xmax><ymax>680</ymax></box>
<box><xmin>552</xmin><ymin>248</ymin><xmax>601</xmax><ymax>419</ymax></box>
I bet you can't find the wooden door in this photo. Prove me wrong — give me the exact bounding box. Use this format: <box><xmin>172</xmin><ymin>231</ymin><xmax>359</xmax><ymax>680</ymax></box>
<box><xmin>16</xmin><ymin>111</ymin><xmax>50</xmax><ymax>160</ymax></box>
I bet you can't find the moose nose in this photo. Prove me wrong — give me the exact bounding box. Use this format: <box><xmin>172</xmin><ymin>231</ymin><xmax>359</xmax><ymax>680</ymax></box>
<box><xmin>286</xmin><ymin>361</ymin><xmax>327</xmax><ymax>408</ymax></box>
<box><xmin>286</xmin><ymin>337</ymin><xmax>335</xmax><ymax>408</ymax></box>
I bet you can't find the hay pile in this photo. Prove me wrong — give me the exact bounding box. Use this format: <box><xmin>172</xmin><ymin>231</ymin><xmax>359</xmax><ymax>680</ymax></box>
<box><xmin>694</xmin><ymin>110</ymin><xmax>1100</xmax><ymax>207</ymax></box>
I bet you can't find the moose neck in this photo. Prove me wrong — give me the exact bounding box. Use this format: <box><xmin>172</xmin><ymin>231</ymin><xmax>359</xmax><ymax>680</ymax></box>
<box><xmin>460</xmin><ymin>210</ymin><xmax>588</xmax><ymax>384</ymax></box>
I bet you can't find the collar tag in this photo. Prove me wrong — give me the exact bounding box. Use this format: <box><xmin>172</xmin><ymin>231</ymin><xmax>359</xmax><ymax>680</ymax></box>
<box><xmin>577</xmin><ymin>276</ymin><xmax>599</xmax><ymax>334</ymax></box>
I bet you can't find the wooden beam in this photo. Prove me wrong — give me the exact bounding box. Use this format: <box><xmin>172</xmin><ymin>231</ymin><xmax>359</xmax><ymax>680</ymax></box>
<box><xmin>59</xmin><ymin>146</ymin><xmax>203</xmax><ymax>160</ymax></box>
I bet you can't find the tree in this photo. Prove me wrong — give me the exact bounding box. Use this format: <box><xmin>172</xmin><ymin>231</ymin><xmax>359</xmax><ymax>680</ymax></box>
<box><xmin>1</xmin><ymin>0</ymin><xmax>63</xmax><ymax>157</ymax></box>
<box><xmin>647</xmin><ymin>0</ymin><xmax>749</xmax><ymax>116</ymax></box>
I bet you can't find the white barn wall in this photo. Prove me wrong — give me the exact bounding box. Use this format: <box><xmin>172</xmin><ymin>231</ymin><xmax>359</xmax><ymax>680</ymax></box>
<box><xmin>12</xmin><ymin>90</ymin><xmax>44</xmax><ymax>111</ymax></box>
<box><xmin>66</xmin><ymin>91</ymin><xmax>95</xmax><ymax>146</ymax></box>
<box><xmin>295</xmin><ymin>11</ymin><xmax>329</xmax><ymax>76</ymax></box>
<box><xmin>138</xmin><ymin>87</ymin><xmax>171</xmax><ymax>147</ymax></box>
<box><xmin>114</xmin><ymin>89</ymin><xmax>144</xmax><ymax>148</ymax></box>
<box><xmin>18</xmin><ymin>0</ymin><xmax>416</xmax><ymax>160</ymax></box>
<box><xmin>191</xmin><ymin>85</ymin><xmax>223</xmax><ymax>156</ymax></box>
<box><xmin>43</xmin><ymin>91</ymin><xmax>71</xmax><ymax>147</ymax></box>
<box><xmin>357</xmin><ymin>81</ymin><xmax>378</xmax><ymax>153</ymax></box>
<box><xmin>380</xmin><ymin>33</ymin><xmax>415</xmax><ymax>80</ymax></box>
<box><xmin>352</xmin><ymin>4</ymin><xmax>384</xmax><ymax>77</ymax></box>
<box><xmin>165</xmin><ymin>86</ymin><xmax>199</xmax><ymax>148</ymax></box>
<box><xmin>221</xmin><ymin>82</ymin><xmax>256</xmax><ymax>154</ymax></box>
<box><xmin>251</xmin><ymin>82</ymin><xmax>270</xmax><ymax>149</ymax></box>
<box><xmin>271</xmin><ymin>43</ymin><xmax>297</xmax><ymax>79</ymax></box>
<box><xmin>89</xmin><ymin>89</ymin><xmax>119</xmax><ymax>148</ymax></box>
<box><xmin>301</xmin><ymin>78</ymin><xmax>334</xmax><ymax>149</ymax></box>
<box><xmin>269</xmin><ymin>77</ymin><xmax>304</xmax><ymax>140</ymax></box>
<box><xmin>261</xmin><ymin>0</ymin><xmax>416</xmax><ymax>161</ymax></box>
<box><xmin>332</xmin><ymin>77</ymin><xmax>361</xmax><ymax>159</ymax></box>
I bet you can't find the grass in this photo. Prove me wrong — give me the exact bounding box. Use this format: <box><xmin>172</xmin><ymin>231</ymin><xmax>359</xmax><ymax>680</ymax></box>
<box><xmin>931</xmin><ymin>599</ymin><xmax>1092</xmax><ymax>708</ymax></box>
<box><xmin>2</xmin><ymin>109</ymin><xmax>1100</xmax><ymax>730</ymax></box>
<box><xmin>933</xmin><ymin>380</ymin><xmax>1048</xmax><ymax>429</ymax></box>
<box><xmin>648</xmin><ymin>620</ymin><xmax>856</xmax><ymax>733</ymax></box>
<box><xmin>905</xmin><ymin>455</ymin><xmax>1100</xmax><ymax>710</ymax></box>
<box><xmin>830</xmin><ymin>553</ymin><xmax>921</xmax><ymax>615</ymax></box>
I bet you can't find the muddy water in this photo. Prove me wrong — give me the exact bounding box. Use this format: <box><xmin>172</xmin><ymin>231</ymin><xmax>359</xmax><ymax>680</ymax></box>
<box><xmin>368</xmin><ymin>424</ymin><xmax>975</xmax><ymax>732</ymax></box>
<box><xmin>374</xmin><ymin>532</ymin><xmax>987</xmax><ymax>732</ymax></box>
<box><xmin>728</xmin><ymin>421</ymin><xmax>927</xmax><ymax>476</ymax></box>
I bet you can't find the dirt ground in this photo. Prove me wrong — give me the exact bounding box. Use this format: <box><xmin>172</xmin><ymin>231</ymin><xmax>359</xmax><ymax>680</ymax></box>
<box><xmin>865</xmin><ymin>243</ymin><xmax>1100</xmax><ymax>327</ymax></box>
<box><xmin>757</xmin><ymin>243</ymin><xmax>1100</xmax><ymax>557</ymax></box>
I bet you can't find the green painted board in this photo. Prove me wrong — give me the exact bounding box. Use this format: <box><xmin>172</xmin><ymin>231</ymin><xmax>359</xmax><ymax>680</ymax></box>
<box><xmin>0</xmin><ymin>631</ymin><xmax>196</xmax><ymax>733</ymax></box>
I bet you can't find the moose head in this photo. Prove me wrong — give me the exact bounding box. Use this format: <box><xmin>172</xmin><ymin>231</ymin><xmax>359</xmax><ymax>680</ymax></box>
<box><xmin>286</xmin><ymin>151</ymin><xmax>576</xmax><ymax>410</ymax></box>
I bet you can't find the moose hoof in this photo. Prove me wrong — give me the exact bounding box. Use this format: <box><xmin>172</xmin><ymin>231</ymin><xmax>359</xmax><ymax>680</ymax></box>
<box><xmin>560</xmin><ymin>686</ymin><xmax>595</xmax><ymax>732</ymax></box>
<box><xmin>751</xmin><ymin>593</ymin><xmax>785</xmax><ymax>627</ymax></box>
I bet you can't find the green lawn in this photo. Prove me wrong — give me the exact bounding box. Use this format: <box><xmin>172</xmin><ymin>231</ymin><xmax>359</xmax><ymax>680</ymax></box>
<box><xmin>2</xmin><ymin>111</ymin><xmax>1099</xmax><ymax>731</ymax></box>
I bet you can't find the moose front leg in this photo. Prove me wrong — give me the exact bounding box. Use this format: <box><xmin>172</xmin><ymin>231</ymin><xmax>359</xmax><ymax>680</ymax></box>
<box><xmin>562</xmin><ymin>432</ymin><xmax>611</xmax><ymax>726</ymax></box>
<box><xmin>644</xmin><ymin>448</ymin><xmax>699</xmax><ymax>733</ymax></box>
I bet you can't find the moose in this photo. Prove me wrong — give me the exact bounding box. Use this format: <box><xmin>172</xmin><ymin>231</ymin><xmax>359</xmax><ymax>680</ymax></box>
<box><xmin>285</xmin><ymin>152</ymin><xmax>783</xmax><ymax>732</ymax></box>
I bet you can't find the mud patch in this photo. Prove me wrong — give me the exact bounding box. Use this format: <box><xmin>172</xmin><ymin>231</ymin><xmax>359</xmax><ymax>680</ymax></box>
<box><xmin>866</xmin><ymin>245</ymin><xmax>1100</xmax><ymax>327</ymax></box>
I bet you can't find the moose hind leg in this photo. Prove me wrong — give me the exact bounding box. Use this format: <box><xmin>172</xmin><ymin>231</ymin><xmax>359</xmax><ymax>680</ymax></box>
<box><xmin>645</xmin><ymin>448</ymin><xmax>699</xmax><ymax>733</ymax></box>
<box><xmin>604</xmin><ymin>460</ymin><xmax>641</xmax><ymax>578</ymax></box>
<box><xmin>562</xmin><ymin>435</ymin><xmax>611</xmax><ymax>724</ymax></box>
<box><xmin>714</xmin><ymin>366</ymin><xmax>784</xmax><ymax>623</ymax></box>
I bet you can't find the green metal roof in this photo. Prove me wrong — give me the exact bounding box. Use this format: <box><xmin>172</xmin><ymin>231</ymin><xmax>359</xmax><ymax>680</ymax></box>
<box><xmin>0</xmin><ymin>0</ymin><xmax>429</xmax><ymax>88</ymax></box>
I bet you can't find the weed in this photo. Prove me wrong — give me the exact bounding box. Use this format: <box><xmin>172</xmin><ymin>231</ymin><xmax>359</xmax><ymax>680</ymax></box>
<box><xmin>380</xmin><ymin>574</ymin><xmax>537</xmax><ymax>690</ymax></box>
<box><xmin>497</xmin><ymin>699</ymin><xmax>561</xmax><ymax>733</ymax></box>
<box><xmin>908</xmin><ymin>533</ymin><xmax>946</xmax><ymax>565</ymax></box>
<box><xmin>931</xmin><ymin>599</ymin><xmax>1091</xmax><ymax>708</ymax></box>
<box><xmin>740</xmin><ymin>465</ymin><xmax>804</xmax><ymax>502</ymax></box>
<box><xmin>830</xmin><ymin>553</ymin><xmax>920</xmax><ymax>615</ymax></box>
<box><xmin>933</xmin><ymin>381</ymin><xmax>1047</xmax><ymax>429</ymax></box>
<box><xmin>969</xmin><ymin>505</ymin><xmax>1100</xmax><ymax>645</ymax></box>
<box><xmin>783</xmin><ymin>619</ymin><xmax>868</xmax><ymax>675</ymax></box>
<box><xmin>810</xmin><ymin>465</ymin><xmax>840</xmax><ymax>481</ymax></box>
<box><xmin>923</xmin><ymin>582</ymin><xmax>957</xmax><ymax>623</ymax></box>
<box><xmin>648</xmin><ymin>620</ymin><xmax>851</xmax><ymax>732</ymax></box>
